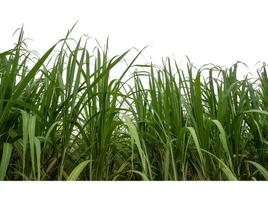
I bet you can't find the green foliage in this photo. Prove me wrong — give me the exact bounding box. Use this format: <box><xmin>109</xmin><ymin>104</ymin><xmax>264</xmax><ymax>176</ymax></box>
<box><xmin>0</xmin><ymin>28</ymin><xmax>267</xmax><ymax>180</ymax></box>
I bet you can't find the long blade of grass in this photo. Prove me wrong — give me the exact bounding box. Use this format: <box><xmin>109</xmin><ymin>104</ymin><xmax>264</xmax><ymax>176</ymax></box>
<box><xmin>67</xmin><ymin>160</ymin><xmax>90</xmax><ymax>181</ymax></box>
<box><xmin>0</xmin><ymin>143</ymin><xmax>13</xmax><ymax>180</ymax></box>
<box><xmin>248</xmin><ymin>161</ymin><xmax>268</xmax><ymax>180</ymax></box>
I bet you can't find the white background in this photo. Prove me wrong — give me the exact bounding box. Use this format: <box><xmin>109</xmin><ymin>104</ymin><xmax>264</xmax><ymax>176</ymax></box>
<box><xmin>0</xmin><ymin>0</ymin><xmax>268</xmax><ymax>199</ymax></box>
<box><xmin>1</xmin><ymin>0</ymin><xmax>268</xmax><ymax>68</ymax></box>
<box><xmin>0</xmin><ymin>181</ymin><xmax>267</xmax><ymax>200</ymax></box>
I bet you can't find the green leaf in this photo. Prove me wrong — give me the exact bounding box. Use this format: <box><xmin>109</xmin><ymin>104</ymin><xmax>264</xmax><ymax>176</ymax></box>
<box><xmin>0</xmin><ymin>143</ymin><xmax>13</xmax><ymax>180</ymax></box>
<box><xmin>211</xmin><ymin>119</ymin><xmax>234</xmax><ymax>171</ymax></box>
<box><xmin>34</xmin><ymin>137</ymin><xmax>41</xmax><ymax>180</ymax></box>
<box><xmin>248</xmin><ymin>161</ymin><xmax>268</xmax><ymax>180</ymax></box>
<box><xmin>67</xmin><ymin>160</ymin><xmax>90</xmax><ymax>181</ymax></box>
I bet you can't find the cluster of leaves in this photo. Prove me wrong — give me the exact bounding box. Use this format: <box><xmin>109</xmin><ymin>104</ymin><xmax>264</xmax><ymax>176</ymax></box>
<box><xmin>0</xmin><ymin>29</ymin><xmax>268</xmax><ymax>180</ymax></box>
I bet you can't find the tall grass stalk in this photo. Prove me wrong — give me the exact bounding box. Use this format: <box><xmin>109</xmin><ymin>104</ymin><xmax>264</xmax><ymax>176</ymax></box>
<box><xmin>0</xmin><ymin>29</ymin><xmax>267</xmax><ymax>180</ymax></box>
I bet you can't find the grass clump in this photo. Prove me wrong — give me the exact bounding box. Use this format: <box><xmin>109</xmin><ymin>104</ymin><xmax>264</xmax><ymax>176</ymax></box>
<box><xmin>0</xmin><ymin>28</ymin><xmax>268</xmax><ymax>180</ymax></box>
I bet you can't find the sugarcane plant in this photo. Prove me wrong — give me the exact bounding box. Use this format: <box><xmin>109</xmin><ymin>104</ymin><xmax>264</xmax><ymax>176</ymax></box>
<box><xmin>0</xmin><ymin>28</ymin><xmax>267</xmax><ymax>180</ymax></box>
